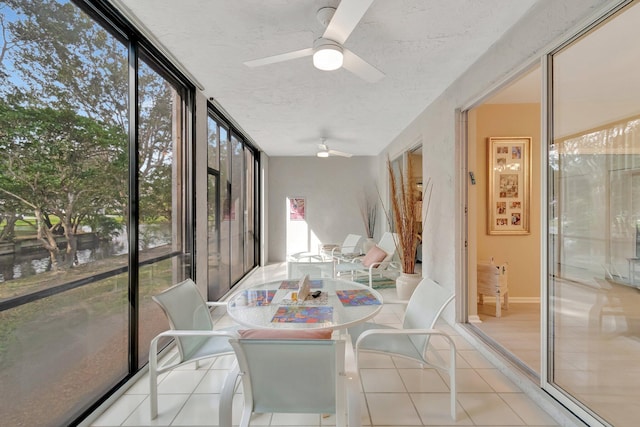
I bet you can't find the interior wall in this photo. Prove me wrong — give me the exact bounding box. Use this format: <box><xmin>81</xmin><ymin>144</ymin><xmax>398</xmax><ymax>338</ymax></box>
<box><xmin>474</xmin><ymin>103</ymin><xmax>541</xmax><ymax>299</ymax></box>
<box><xmin>267</xmin><ymin>156</ymin><xmax>378</xmax><ymax>262</ymax></box>
<box><xmin>377</xmin><ymin>0</ymin><xmax>611</xmax><ymax>324</ymax></box>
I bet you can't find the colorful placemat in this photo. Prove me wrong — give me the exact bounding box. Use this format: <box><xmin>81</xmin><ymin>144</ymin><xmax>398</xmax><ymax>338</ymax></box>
<box><xmin>279</xmin><ymin>279</ymin><xmax>324</xmax><ymax>289</ymax></box>
<box><xmin>336</xmin><ymin>290</ymin><xmax>382</xmax><ymax>306</ymax></box>
<box><xmin>271</xmin><ymin>306</ymin><xmax>333</xmax><ymax>323</ymax></box>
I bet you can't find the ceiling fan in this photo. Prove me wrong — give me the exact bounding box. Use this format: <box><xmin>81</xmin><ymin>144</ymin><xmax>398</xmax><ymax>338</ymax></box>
<box><xmin>317</xmin><ymin>139</ymin><xmax>353</xmax><ymax>158</ymax></box>
<box><xmin>243</xmin><ymin>0</ymin><xmax>384</xmax><ymax>83</ymax></box>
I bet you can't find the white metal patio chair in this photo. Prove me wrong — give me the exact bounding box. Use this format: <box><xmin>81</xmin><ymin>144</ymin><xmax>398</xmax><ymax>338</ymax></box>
<box><xmin>334</xmin><ymin>231</ymin><xmax>400</xmax><ymax>287</ymax></box>
<box><xmin>149</xmin><ymin>278</ymin><xmax>239</xmax><ymax>420</ymax></box>
<box><xmin>323</xmin><ymin>233</ymin><xmax>364</xmax><ymax>261</ymax></box>
<box><xmin>348</xmin><ymin>278</ymin><xmax>457</xmax><ymax>420</ymax></box>
<box><xmin>220</xmin><ymin>331</ymin><xmax>360</xmax><ymax>427</ymax></box>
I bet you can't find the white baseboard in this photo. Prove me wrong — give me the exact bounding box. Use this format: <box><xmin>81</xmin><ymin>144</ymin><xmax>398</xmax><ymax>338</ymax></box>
<box><xmin>479</xmin><ymin>296</ymin><xmax>540</xmax><ymax>304</ymax></box>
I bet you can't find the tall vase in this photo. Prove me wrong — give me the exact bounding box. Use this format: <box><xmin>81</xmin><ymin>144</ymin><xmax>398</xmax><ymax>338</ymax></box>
<box><xmin>396</xmin><ymin>272</ymin><xmax>421</xmax><ymax>300</ymax></box>
<box><xmin>362</xmin><ymin>237</ymin><xmax>376</xmax><ymax>253</ymax></box>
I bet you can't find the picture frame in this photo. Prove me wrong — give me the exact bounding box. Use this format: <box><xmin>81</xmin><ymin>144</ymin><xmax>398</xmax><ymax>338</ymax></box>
<box><xmin>487</xmin><ymin>137</ymin><xmax>531</xmax><ymax>235</ymax></box>
<box><xmin>289</xmin><ymin>197</ymin><xmax>305</xmax><ymax>220</ymax></box>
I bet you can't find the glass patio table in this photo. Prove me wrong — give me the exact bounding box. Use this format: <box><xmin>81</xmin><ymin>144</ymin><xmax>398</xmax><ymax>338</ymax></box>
<box><xmin>225</xmin><ymin>277</ymin><xmax>383</xmax><ymax>330</ymax></box>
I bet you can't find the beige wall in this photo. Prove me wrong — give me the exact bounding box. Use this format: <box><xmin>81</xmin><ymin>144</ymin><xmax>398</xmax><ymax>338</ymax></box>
<box><xmin>471</xmin><ymin>103</ymin><xmax>541</xmax><ymax>299</ymax></box>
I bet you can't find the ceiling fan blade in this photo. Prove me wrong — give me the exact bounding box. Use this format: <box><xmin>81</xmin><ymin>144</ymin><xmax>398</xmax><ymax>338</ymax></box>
<box><xmin>342</xmin><ymin>48</ymin><xmax>384</xmax><ymax>83</ymax></box>
<box><xmin>323</xmin><ymin>0</ymin><xmax>375</xmax><ymax>45</ymax></box>
<box><xmin>328</xmin><ymin>149</ymin><xmax>353</xmax><ymax>158</ymax></box>
<box><xmin>244</xmin><ymin>47</ymin><xmax>314</xmax><ymax>68</ymax></box>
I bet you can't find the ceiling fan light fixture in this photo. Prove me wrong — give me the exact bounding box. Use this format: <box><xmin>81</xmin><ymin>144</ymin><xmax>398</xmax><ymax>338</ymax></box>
<box><xmin>317</xmin><ymin>150</ymin><xmax>330</xmax><ymax>158</ymax></box>
<box><xmin>313</xmin><ymin>39</ymin><xmax>343</xmax><ymax>71</ymax></box>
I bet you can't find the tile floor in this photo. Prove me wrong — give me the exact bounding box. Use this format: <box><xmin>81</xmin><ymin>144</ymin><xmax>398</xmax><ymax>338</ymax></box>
<box><xmin>89</xmin><ymin>263</ymin><xmax>563</xmax><ymax>427</ymax></box>
<box><xmin>474</xmin><ymin>302</ymin><xmax>541</xmax><ymax>376</ymax></box>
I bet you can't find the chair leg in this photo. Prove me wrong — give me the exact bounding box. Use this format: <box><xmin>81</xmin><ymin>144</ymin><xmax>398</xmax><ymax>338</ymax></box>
<box><xmin>149</xmin><ymin>341</ymin><xmax>159</xmax><ymax>420</ymax></box>
<box><xmin>149</xmin><ymin>367</ymin><xmax>158</xmax><ymax>419</ymax></box>
<box><xmin>220</xmin><ymin>362</ymin><xmax>240</xmax><ymax>427</ymax></box>
<box><xmin>448</xmin><ymin>343</ymin><xmax>457</xmax><ymax>421</ymax></box>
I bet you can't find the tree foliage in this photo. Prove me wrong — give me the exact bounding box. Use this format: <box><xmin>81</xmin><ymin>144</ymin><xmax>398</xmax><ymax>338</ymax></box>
<box><xmin>0</xmin><ymin>101</ymin><xmax>127</xmax><ymax>267</ymax></box>
<box><xmin>0</xmin><ymin>0</ymin><xmax>178</xmax><ymax>269</ymax></box>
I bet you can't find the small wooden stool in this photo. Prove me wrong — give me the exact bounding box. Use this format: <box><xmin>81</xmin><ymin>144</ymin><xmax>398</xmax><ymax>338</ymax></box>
<box><xmin>477</xmin><ymin>260</ymin><xmax>508</xmax><ymax>317</ymax></box>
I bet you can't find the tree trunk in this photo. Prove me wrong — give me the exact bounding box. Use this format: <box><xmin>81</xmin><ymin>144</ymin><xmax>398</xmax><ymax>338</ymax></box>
<box><xmin>35</xmin><ymin>208</ymin><xmax>60</xmax><ymax>271</ymax></box>
<box><xmin>0</xmin><ymin>215</ymin><xmax>18</xmax><ymax>241</ymax></box>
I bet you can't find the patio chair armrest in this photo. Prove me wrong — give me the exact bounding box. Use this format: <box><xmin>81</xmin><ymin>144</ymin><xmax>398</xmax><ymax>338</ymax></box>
<box><xmin>366</xmin><ymin>260</ymin><xmax>398</xmax><ymax>273</ymax></box>
<box><xmin>207</xmin><ymin>301</ymin><xmax>228</xmax><ymax>308</ymax></box>
<box><xmin>149</xmin><ymin>330</ymin><xmax>239</xmax><ymax>357</ymax></box>
<box><xmin>355</xmin><ymin>328</ymin><xmax>456</xmax><ymax>351</ymax></box>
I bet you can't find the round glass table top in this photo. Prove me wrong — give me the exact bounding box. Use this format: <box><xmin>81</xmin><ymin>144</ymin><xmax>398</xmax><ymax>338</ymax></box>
<box><xmin>226</xmin><ymin>277</ymin><xmax>383</xmax><ymax>330</ymax></box>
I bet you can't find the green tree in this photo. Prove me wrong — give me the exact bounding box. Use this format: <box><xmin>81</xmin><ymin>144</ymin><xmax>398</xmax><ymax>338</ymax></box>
<box><xmin>0</xmin><ymin>102</ymin><xmax>127</xmax><ymax>269</ymax></box>
<box><xmin>0</xmin><ymin>0</ymin><xmax>177</xmax><ymax>263</ymax></box>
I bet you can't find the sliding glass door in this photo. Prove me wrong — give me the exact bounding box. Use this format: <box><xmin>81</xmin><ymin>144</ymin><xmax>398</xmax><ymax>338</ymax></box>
<box><xmin>547</xmin><ymin>1</ymin><xmax>640</xmax><ymax>425</ymax></box>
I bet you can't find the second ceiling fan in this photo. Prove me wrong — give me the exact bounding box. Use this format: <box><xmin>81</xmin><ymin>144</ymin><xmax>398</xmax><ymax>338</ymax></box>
<box><xmin>244</xmin><ymin>0</ymin><xmax>384</xmax><ymax>83</ymax></box>
<box><xmin>317</xmin><ymin>139</ymin><xmax>353</xmax><ymax>158</ymax></box>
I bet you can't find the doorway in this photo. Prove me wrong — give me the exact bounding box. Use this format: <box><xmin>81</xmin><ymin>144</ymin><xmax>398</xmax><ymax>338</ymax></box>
<box><xmin>465</xmin><ymin>65</ymin><xmax>542</xmax><ymax>377</ymax></box>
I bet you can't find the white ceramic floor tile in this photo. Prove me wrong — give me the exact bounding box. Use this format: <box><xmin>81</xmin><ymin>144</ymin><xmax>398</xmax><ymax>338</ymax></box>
<box><xmin>409</xmin><ymin>392</ymin><xmax>473</xmax><ymax>426</ymax></box>
<box><xmin>270</xmin><ymin>412</ymin><xmax>321</xmax><ymax>425</ymax></box>
<box><xmin>171</xmin><ymin>393</ymin><xmax>222</xmax><ymax>426</ymax></box>
<box><xmin>398</xmin><ymin>368</ymin><xmax>449</xmax><ymax>393</ymax></box>
<box><xmin>361</xmin><ymin>368</ymin><xmax>407</xmax><ymax>392</ymax></box>
<box><xmin>456</xmin><ymin>393</ymin><xmax>525</xmax><ymax>426</ymax></box>
<box><xmin>450</xmin><ymin>336</ymin><xmax>475</xmax><ymax>351</ymax></box>
<box><xmin>211</xmin><ymin>354</ymin><xmax>236</xmax><ymax>369</ymax></box>
<box><xmin>500</xmin><ymin>393</ymin><xmax>559</xmax><ymax>426</ymax></box>
<box><xmin>366</xmin><ymin>392</ymin><xmax>422</xmax><ymax>425</ymax></box>
<box><xmin>392</xmin><ymin>356</ymin><xmax>425</xmax><ymax>369</ymax></box>
<box><xmin>433</xmin><ymin>350</ymin><xmax>471</xmax><ymax>369</ymax></box>
<box><xmin>475</xmin><ymin>369</ymin><xmax>521</xmax><ymax>393</ymax></box>
<box><xmin>356</xmin><ymin>352</ymin><xmax>396</xmax><ymax>368</ymax></box>
<box><xmin>125</xmin><ymin>373</ymin><xmax>154</xmax><ymax>395</ymax></box>
<box><xmin>121</xmin><ymin>394</ymin><xmax>189</xmax><ymax>426</ymax></box>
<box><xmin>91</xmin><ymin>394</ymin><xmax>146</xmax><ymax>426</ymax></box>
<box><xmin>458</xmin><ymin>350</ymin><xmax>495</xmax><ymax>369</ymax></box>
<box><xmin>193</xmin><ymin>369</ymin><xmax>230</xmax><ymax>394</ymax></box>
<box><xmin>440</xmin><ymin>369</ymin><xmax>494</xmax><ymax>393</ymax></box>
<box><xmin>157</xmin><ymin>369</ymin><xmax>207</xmax><ymax>394</ymax></box>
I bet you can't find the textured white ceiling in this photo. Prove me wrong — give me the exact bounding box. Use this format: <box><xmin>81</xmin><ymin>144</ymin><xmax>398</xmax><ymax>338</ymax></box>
<box><xmin>115</xmin><ymin>0</ymin><xmax>539</xmax><ymax>156</ymax></box>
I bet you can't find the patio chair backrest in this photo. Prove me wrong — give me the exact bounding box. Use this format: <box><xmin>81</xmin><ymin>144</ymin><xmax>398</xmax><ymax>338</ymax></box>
<box><xmin>403</xmin><ymin>278</ymin><xmax>454</xmax><ymax>356</ymax></box>
<box><xmin>341</xmin><ymin>234</ymin><xmax>364</xmax><ymax>254</ymax></box>
<box><xmin>152</xmin><ymin>278</ymin><xmax>213</xmax><ymax>361</ymax></box>
<box><xmin>377</xmin><ymin>232</ymin><xmax>399</xmax><ymax>262</ymax></box>
<box><xmin>230</xmin><ymin>338</ymin><xmax>346</xmax><ymax>416</ymax></box>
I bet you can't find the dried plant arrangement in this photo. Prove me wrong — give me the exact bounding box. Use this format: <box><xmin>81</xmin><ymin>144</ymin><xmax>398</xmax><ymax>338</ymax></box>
<box><xmin>358</xmin><ymin>191</ymin><xmax>377</xmax><ymax>239</ymax></box>
<box><xmin>385</xmin><ymin>157</ymin><xmax>432</xmax><ymax>274</ymax></box>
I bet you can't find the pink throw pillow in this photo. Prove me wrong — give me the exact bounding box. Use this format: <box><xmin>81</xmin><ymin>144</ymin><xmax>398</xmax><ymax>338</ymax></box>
<box><xmin>362</xmin><ymin>245</ymin><xmax>388</xmax><ymax>268</ymax></box>
<box><xmin>238</xmin><ymin>329</ymin><xmax>332</xmax><ymax>340</ymax></box>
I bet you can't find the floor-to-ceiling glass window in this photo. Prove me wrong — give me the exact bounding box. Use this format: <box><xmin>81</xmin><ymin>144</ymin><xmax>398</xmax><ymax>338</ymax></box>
<box><xmin>548</xmin><ymin>1</ymin><xmax>640</xmax><ymax>425</ymax></box>
<box><xmin>245</xmin><ymin>148</ymin><xmax>257</xmax><ymax>269</ymax></box>
<box><xmin>0</xmin><ymin>1</ymin><xmax>193</xmax><ymax>425</ymax></box>
<box><xmin>207</xmin><ymin>108</ymin><xmax>258</xmax><ymax>300</ymax></box>
<box><xmin>230</xmin><ymin>131</ymin><xmax>245</xmax><ymax>283</ymax></box>
<box><xmin>207</xmin><ymin>114</ymin><xmax>222</xmax><ymax>299</ymax></box>
<box><xmin>136</xmin><ymin>55</ymin><xmax>191</xmax><ymax>368</ymax></box>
